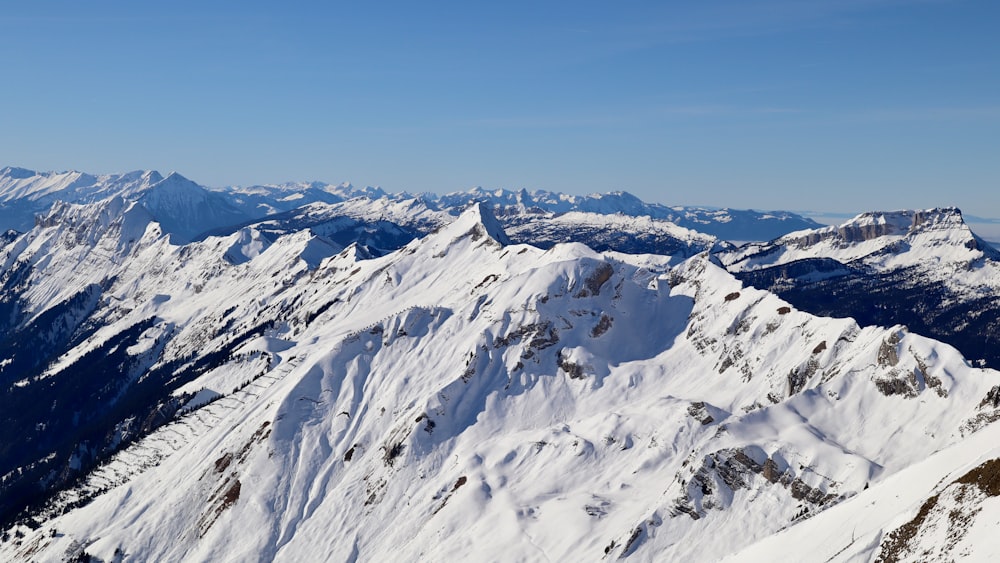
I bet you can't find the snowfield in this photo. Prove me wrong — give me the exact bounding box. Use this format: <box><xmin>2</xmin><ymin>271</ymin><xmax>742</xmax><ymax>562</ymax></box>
<box><xmin>2</xmin><ymin>196</ymin><xmax>999</xmax><ymax>562</ymax></box>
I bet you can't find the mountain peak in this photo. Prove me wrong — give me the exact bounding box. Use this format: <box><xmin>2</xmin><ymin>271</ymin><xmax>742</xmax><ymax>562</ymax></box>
<box><xmin>455</xmin><ymin>201</ymin><xmax>511</xmax><ymax>246</ymax></box>
<box><xmin>0</xmin><ymin>166</ymin><xmax>37</xmax><ymax>180</ymax></box>
<box><xmin>839</xmin><ymin>207</ymin><xmax>967</xmax><ymax>238</ymax></box>
<box><xmin>141</xmin><ymin>169</ymin><xmax>165</xmax><ymax>184</ymax></box>
<box><xmin>724</xmin><ymin>206</ymin><xmax>996</xmax><ymax>273</ymax></box>
<box><xmin>136</xmin><ymin>177</ymin><xmax>250</xmax><ymax>244</ymax></box>
<box><xmin>819</xmin><ymin>207</ymin><xmax>994</xmax><ymax>255</ymax></box>
<box><xmin>773</xmin><ymin>207</ymin><xmax>976</xmax><ymax>247</ymax></box>
<box><xmin>912</xmin><ymin>207</ymin><xmax>972</xmax><ymax>230</ymax></box>
<box><xmin>36</xmin><ymin>195</ymin><xmax>157</xmax><ymax>253</ymax></box>
<box><xmin>157</xmin><ymin>171</ymin><xmax>196</xmax><ymax>186</ymax></box>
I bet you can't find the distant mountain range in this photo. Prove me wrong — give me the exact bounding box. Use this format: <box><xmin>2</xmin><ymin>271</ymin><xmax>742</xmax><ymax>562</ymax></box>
<box><xmin>0</xmin><ymin>166</ymin><xmax>822</xmax><ymax>244</ymax></box>
<box><xmin>1</xmin><ymin>165</ymin><xmax>999</xmax><ymax>561</ymax></box>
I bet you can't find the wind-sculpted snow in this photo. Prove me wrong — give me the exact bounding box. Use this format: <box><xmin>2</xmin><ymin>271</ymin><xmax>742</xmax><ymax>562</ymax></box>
<box><xmin>2</xmin><ymin>200</ymin><xmax>998</xmax><ymax>562</ymax></box>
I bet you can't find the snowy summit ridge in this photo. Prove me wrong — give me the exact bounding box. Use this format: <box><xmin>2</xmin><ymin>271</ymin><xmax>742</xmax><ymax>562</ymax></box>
<box><xmin>0</xmin><ymin>165</ymin><xmax>999</xmax><ymax>561</ymax></box>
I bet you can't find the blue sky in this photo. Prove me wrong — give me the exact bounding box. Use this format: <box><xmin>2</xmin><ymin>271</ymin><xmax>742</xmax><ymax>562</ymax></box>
<box><xmin>2</xmin><ymin>0</ymin><xmax>998</xmax><ymax>215</ymax></box>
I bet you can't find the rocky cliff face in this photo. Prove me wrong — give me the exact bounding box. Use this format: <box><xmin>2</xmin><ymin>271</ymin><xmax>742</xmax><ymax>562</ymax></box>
<box><xmin>785</xmin><ymin>208</ymin><xmax>966</xmax><ymax>246</ymax></box>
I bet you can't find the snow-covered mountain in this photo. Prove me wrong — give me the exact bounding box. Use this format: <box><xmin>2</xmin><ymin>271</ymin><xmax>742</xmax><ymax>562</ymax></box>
<box><xmin>213</xmin><ymin>181</ymin><xmax>385</xmax><ymax>217</ymax></box>
<box><xmin>722</xmin><ymin>208</ymin><xmax>1000</xmax><ymax>272</ymax></box>
<box><xmin>0</xmin><ymin>168</ymin><xmax>250</xmax><ymax>244</ymax></box>
<box><xmin>1</xmin><ymin>193</ymin><xmax>999</xmax><ymax>561</ymax></box>
<box><xmin>202</xmin><ymin>197</ymin><xmax>726</xmax><ymax>260</ymax></box>
<box><xmin>720</xmin><ymin>208</ymin><xmax>1000</xmax><ymax>371</ymax></box>
<box><xmin>0</xmin><ymin>167</ymin><xmax>822</xmax><ymax>245</ymax></box>
<box><xmin>435</xmin><ymin>186</ymin><xmax>822</xmax><ymax>241</ymax></box>
<box><xmin>2</xmin><ymin>166</ymin><xmax>1000</xmax><ymax>560</ymax></box>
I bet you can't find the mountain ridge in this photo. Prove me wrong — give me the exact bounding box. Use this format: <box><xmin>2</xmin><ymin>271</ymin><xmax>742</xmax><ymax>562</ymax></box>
<box><xmin>724</xmin><ymin>206</ymin><xmax>1000</xmax><ymax>273</ymax></box>
<box><xmin>720</xmin><ymin>205</ymin><xmax>1000</xmax><ymax>372</ymax></box>
<box><xmin>0</xmin><ymin>166</ymin><xmax>822</xmax><ymax>243</ymax></box>
<box><xmin>1</xmin><ymin>166</ymin><xmax>999</xmax><ymax>560</ymax></box>
<box><xmin>1</xmin><ymin>198</ymin><xmax>999</xmax><ymax>561</ymax></box>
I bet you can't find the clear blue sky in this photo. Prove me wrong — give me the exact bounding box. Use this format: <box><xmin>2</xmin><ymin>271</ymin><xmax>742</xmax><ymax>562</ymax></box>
<box><xmin>2</xmin><ymin>0</ymin><xmax>998</xmax><ymax>215</ymax></box>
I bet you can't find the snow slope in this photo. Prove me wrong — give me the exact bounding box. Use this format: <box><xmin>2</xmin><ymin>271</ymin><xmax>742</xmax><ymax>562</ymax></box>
<box><xmin>2</xmin><ymin>203</ymin><xmax>998</xmax><ymax>562</ymax></box>
<box><xmin>728</xmin><ymin>412</ymin><xmax>1000</xmax><ymax>562</ymax></box>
